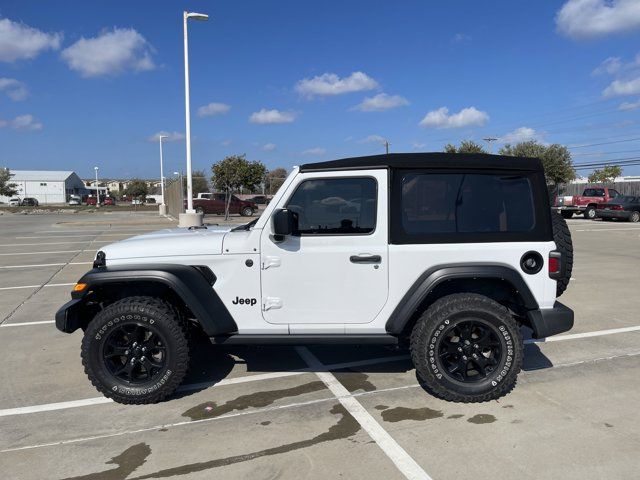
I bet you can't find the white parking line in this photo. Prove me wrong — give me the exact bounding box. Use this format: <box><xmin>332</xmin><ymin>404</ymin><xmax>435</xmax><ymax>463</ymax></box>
<box><xmin>0</xmin><ymin>283</ymin><xmax>74</xmax><ymax>291</ymax></box>
<box><xmin>0</xmin><ymin>262</ymin><xmax>92</xmax><ymax>270</ymax></box>
<box><xmin>296</xmin><ymin>347</ymin><xmax>432</xmax><ymax>480</ymax></box>
<box><xmin>576</xmin><ymin>227</ymin><xmax>640</xmax><ymax>232</ymax></box>
<box><xmin>16</xmin><ymin>233</ymin><xmax>143</xmax><ymax>239</ymax></box>
<box><xmin>0</xmin><ymin>241</ymin><xmax>110</xmax><ymax>247</ymax></box>
<box><xmin>0</xmin><ymin>320</ymin><xmax>55</xmax><ymax>327</ymax></box>
<box><xmin>525</xmin><ymin>325</ymin><xmax>640</xmax><ymax>344</ymax></box>
<box><xmin>0</xmin><ymin>250</ymin><xmax>83</xmax><ymax>256</ymax></box>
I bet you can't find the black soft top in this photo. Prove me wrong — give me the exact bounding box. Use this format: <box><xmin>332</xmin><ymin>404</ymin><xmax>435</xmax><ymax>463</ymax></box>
<box><xmin>300</xmin><ymin>152</ymin><xmax>543</xmax><ymax>172</ymax></box>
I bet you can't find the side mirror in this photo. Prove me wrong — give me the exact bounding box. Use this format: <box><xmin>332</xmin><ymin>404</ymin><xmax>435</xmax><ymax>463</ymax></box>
<box><xmin>272</xmin><ymin>209</ymin><xmax>298</xmax><ymax>240</ymax></box>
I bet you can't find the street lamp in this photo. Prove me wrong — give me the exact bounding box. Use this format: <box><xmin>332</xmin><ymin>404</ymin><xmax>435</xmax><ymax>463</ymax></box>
<box><xmin>94</xmin><ymin>166</ymin><xmax>100</xmax><ymax>207</ymax></box>
<box><xmin>180</xmin><ymin>10</ymin><xmax>209</xmax><ymax>227</ymax></box>
<box><xmin>158</xmin><ymin>135</ymin><xmax>168</xmax><ymax>215</ymax></box>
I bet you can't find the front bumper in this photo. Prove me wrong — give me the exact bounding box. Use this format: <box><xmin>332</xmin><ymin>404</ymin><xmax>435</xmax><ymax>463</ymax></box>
<box><xmin>55</xmin><ymin>298</ymin><xmax>86</xmax><ymax>333</ymax></box>
<box><xmin>526</xmin><ymin>302</ymin><xmax>574</xmax><ymax>339</ymax></box>
<box><xmin>554</xmin><ymin>206</ymin><xmax>583</xmax><ymax>213</ymax></box>
<box><xmin>595</xmin><ymin>210</ymin><xmax>630</xmax><ymax>220</ymax></box>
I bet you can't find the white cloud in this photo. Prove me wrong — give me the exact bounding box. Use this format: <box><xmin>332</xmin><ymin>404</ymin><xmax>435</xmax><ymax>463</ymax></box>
<box><xmin>359</xmin><ymin>134</ymin><xmax>386</xmax><ymax>144</ymax></box>
<box><xmin>262</xmin><ymin>143</ymin><xmax>277</xmax><ymax>151</ymax></box>
<box><xmin>412</xmin><ymin>141</ymin><xmax>426</xmax><ymax>149</ymax></box>
<box><xmin>197</xmin><ymin>102</ymin><xmax>230</xmax><ymax>117</ymax></box>
<box><xmin>452</xmin><ymin>33</ymin><xmax>471</xmax><ymax>44</ymax></box>
<box><xmin>61</xmin><ymin>28</ymin><xmax>155</xmax><ymax>78</ymax></box>
<box><xmin>0</xmin><ymin>77</ymin><xmax>28</xmax><ymax>100</ymax></box>
<box><xmin>619</xmin><ymin>99</ymin><xmax>640</xmax><ymax>110</ymax></box>
<box><xmin>352</xmin><ymin>93</ymin><xmax>409</xmax><ymax>112</ymax></box>
<box><xmin>295</xmin><ymin>71</ymin><xmax>378</xmax><ymax>97</ymax></box>
<box><xmin>249</xmin><ymin>108</ymin><xmax>296</xmax><ymax>124</ymax></box>
<box><xmin>11</xmin><ymin>114</ymin><xmax>42</xmax><ymax>131</ymax></box>
<box><xmin>556</xmin><ymin>0</ymin><xmax>640</xmax><ymax>39</ymax></box>
<box><xmin>500</xmin><ymin>127</ymin><xmax>540</xmax><ymax>143</ymax></box>
<box><xmin>0</xmin><ymin>118</ymin><xmax>6</xmax><ymax>128</ymax></box>
<box><xmin>148</xmin><ymin>131</ymin><xmax>184</xmax><ymax>142</ymax></box>
<box><xmin>603</xmin><ymin>76</ymin><xmax>640</xmax><ymax>97</ymax></box>
<box><xmin>419</xmin><ymin>106</ymin><xmax>489</xmax><ymax>129</ymax></box>
<box><xmin>0</xmin><ymin>18</ymin><xmax>62</xmax><ymax>62</ymax></box>
<box><xmin>592</xmin><ymin>56</ymin><xmax>622</xmax><ymax>75</ymax></box>
<box><xmin>301</xmin><ymin>147</ymin><xmax>326</xmax><ymax>155</ymax></box>
<box><xmin>220</xmin><ymin>139</ymin><xmax>232</xmax><ymax>146</ymax></box>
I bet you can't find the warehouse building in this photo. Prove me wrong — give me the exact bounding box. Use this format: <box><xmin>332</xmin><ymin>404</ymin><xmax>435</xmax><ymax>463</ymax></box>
<box><xmin>0</xmin><ymin>170</ymin><xmax>89</xmax><ymax>204</ymax></box>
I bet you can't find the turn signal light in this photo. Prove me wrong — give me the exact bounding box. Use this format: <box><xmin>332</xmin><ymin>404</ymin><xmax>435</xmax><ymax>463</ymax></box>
<box><xmin>73</xmin><ymin>283</ymin><xmax>88</xmax><ymax>292</ymax></box>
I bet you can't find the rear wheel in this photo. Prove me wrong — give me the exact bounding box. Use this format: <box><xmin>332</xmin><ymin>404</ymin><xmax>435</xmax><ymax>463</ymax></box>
<box><xmin>81</xmin><ymin>296</ymin><xmax>190</xmax><ymax>404</ymax></box>
<box><xmin>195</xmin><ymin>206</ymin><xmax>204</xmax><ymax>214</ymax></box>
<box><xmin>410</xmin><ymin>294</ymin><xmax>523</xmax><ymax>403</ymax></box>
<box><xmin>584</xmin><ymin>206</ymin><xmax>596</xmax><ymax>219</ymax></box>
<box><xmin>241</xmin><ymin>206</ymin><xmax>254</xmax><ymax>217</ymax></box>
<box><xmin>630</xmin><ymin>211</ymin><xmax>640</xmax><ymax>223</ymax></box>
<box><xmin>551</xmin><ymin>212</ymin><xmax>573</xmax><ymax>297</ymax></box>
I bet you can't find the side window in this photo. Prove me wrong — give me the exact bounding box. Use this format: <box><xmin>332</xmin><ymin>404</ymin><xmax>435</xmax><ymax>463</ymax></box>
<box><xmin>609</xmin><ymin>189</ymin><xmax>620</xmax><ymax>198</ymax></box>
<box><xmin>400</xmin><ymin>173</ymin><xmax>535</xmax><ymax>235</ymax></box>
<box><xmin>583</xmin><ymin>188</ymin><xmax>605</xmax><ymax>197</ymax></box>
<box><xmin>286</xmin><ymin>177</ymin><xmax>377</xmax><ymax>235</ymax></box>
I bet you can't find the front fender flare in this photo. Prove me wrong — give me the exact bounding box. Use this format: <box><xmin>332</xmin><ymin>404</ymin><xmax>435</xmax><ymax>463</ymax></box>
<box><xmin>55</xmin><ymin>264</ymin><xmax>237</xmax><ymax>336</ymax></box>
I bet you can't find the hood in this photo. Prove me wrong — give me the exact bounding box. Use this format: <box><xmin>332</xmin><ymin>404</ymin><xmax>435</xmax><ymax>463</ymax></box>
<box><xmin>101</xmin><ymin>226</ymin><xmax>232</xmax><ymax>261</ymax></box>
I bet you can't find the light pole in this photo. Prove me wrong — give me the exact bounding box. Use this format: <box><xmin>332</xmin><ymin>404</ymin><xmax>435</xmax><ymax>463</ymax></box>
<box><xmin>158</xmin><ymin>135</ymin><xmax>168</xmax><ymax>215</ymax></box>
<box><xmin>94</xmin><ymin>166</ymin><xmax>100</xmax><ymax>207</ymax></box>
<box><xmin>180</xmin><ymin>10</ymin><xmax>209</xmax><ymax>227</ymax></box>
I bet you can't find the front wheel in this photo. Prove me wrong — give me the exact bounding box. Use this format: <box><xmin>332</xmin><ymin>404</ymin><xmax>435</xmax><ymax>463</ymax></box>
<box><xmin>241</xmin><ymin>206</ymin><xmax>254</xmax><ymax>217</ymax></box>
<box><xmin>410</xmin><ymin>293</ymin><xmax>523</xmax><ymax>403</ymax></box>
<box><xmin>81</xmin><ymin>296</ymin><xmax>190</xmax><ymax>404</ymax></box>
<box><xmin>629</xmin><ymin>211</ymin><xmax>640</xmax><ymax>223</ymax></box>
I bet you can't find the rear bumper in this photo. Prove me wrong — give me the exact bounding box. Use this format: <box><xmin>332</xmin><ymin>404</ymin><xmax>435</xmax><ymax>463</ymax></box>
<box><xmin>526</xmin><ymin>302</ymin><xmax>574</xmax><ymax>339</ymax></box>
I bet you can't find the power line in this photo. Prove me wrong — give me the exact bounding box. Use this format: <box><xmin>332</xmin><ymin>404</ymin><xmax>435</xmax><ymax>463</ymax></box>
<box><xmin>568</xmin><ymin>137</ymin><xmax>640</xmax><ymax>149</ymax></box>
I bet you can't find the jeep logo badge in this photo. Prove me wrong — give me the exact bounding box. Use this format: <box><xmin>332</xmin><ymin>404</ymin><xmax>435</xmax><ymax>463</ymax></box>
<box><xmin>232</xmin><ymin>296</ymin><xmax>257</xmax><ymax>306</ymax></box>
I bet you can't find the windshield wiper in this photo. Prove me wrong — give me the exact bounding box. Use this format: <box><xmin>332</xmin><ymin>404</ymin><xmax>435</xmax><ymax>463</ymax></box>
<box><xmin>231</xmin><ymin>218</ymin><xmax>259</xmax><ymax>232</ymax></box>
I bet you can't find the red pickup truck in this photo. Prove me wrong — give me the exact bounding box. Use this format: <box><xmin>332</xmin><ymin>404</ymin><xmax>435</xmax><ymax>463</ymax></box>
<box><xmin>555</xmin><ymin>186</ymin><xmax>621</xmax><ymax>219</ymax></box>
<box><xmin>187</xmin><ymin>193</ymin><xmax>258</xmax><ymax>216</ymax></box>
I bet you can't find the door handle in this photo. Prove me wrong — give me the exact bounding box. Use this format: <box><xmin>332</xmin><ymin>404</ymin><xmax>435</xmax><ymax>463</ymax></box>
<box><xmin>350</xmin><ymin>254</ymin><xmax>382</xmax><ymax>264</ymax></box>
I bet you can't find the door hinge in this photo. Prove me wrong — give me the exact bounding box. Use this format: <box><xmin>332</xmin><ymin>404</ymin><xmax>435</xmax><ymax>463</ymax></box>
<box><xmin>262</xmin><ymin>256</ymin><xmax>281</xmax><ymax>270</ymax></box>
<box><xmin>263</xmin><ymin>297</ymin><xmax>283</xmax><ymax>311</ymax></box>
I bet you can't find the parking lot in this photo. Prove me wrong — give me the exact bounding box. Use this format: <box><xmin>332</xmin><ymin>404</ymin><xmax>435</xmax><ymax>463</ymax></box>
<box><xmin>0</xmin><ymin>212</ymin><xmax>639</xmax><ymax>480</ymax></box>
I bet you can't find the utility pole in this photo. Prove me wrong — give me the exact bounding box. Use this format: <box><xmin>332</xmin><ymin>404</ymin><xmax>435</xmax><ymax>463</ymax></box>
<box><xmin>483</xmin><ymin>137</ymin><xmax>498</xmax><ymax>154</ymax></box>
<box><xmin>383</xmin><ymin>139</ymin><xmax>390</xmax><ymax>154</ymax></box>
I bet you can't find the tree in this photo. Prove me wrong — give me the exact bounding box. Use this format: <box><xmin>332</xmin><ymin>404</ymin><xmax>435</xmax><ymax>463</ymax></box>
<box><xmin>265</xmin><ymin>167</ymin><xmax>288</xmax><ymax>195</ymax></box>
<box><xmin>211</xmin><ymin>155</ymin><xmax>267</xmax><ymax>219</ymax></box>
<box><xmin>0</xmin><ymin>168</ymin><xmax>18</xmax><ymax>197</ymax></box>
<box><xmin>186</xmin><ymin>169</ymin><xmax>210</xmax><ymax>195</ymax></box>
<box><xmin>124</xmin><ymin>179</ymin><xmax>149</xmax><ymax>199</ymax></box>
<box><xmin>499</xmin><ymin>141</ymin><xmax>575</xmax><ymax>185</ymax></box>
<box><xmin>588</xmin><ymin>165</ymin><xmax>622</xmax><ymax>184</ymax></box>
<box><xmin>444</xmin><ymin>140</ymin><xmax>487</xmax><ymax>154</ymax></box>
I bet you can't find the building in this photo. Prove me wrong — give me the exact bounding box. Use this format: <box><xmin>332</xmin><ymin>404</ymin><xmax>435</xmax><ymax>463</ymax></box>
<box><xmin>1</xmin><ymin>170</ymin><xmax>89</xmax><ymax>204</ymax></box>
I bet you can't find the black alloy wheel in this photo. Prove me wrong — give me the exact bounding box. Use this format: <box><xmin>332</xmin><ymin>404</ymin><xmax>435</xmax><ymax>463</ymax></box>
<box><xmin>101</xmin><ymin>323</ymin><xmax>167</xmax><ymax>384</ymax></box>
<box><xmin>437</xmin><ymin>320</ymin><xmax>501</xmax><ymax>383</ymax></box>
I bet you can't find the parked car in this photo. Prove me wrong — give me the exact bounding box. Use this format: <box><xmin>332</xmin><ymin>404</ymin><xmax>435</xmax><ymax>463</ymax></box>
<box><xmin>131</xmin><ymin>199</ymin><xmax>143</xmax><ymax>205</ymax></box>
<box><xmin>8</xmin><ymin>198</ymin><xmax>21</xmax><ymax>206</ymax></box>
<box><xmin>246</xmin><ymin>195</ymin><xmax>270</xmax><ymax>205</ymax></box>
<box><xmin>68</xmin><ymin>197</ymin><xmax>81</xmax><ymax>206</ymax></box>
<box><xmin>554</xmin><ymin>186</ymin><xmax>621</xmax><ymax>219</ymax></box>
<box><xmin>86</xmin><ymin>197</ymin><xmax>98</xmax><ymax>206</ymax></box>
<box><xmin>595</xmin><ymin>196</ymin><xmax>640</xmax><ymax>222</ymax></box>
<box><xmin>102</xmin><ymin>197</ymin><xmax>116</xmax><ymax>206</ymax></box>
<box><xmin>145</xmin><ymin>198</ymin><xmax>156</xmax><ymax>204</ymax></box>
<box><xmin>21</xmin><ymin>197</ymin><xmax>39</xmax><ymax>206</ymax></box>
<box><xmin>189</xmin><ymin>193</ymin><xmax>258</xmax><ymax>216</ymax></box>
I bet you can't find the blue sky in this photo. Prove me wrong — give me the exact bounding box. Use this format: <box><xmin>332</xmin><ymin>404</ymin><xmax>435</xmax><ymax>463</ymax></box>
<box><xmin>1</xmin><ymin>0</ymin><xmax>640</xmax><ymax>180</ymax></box>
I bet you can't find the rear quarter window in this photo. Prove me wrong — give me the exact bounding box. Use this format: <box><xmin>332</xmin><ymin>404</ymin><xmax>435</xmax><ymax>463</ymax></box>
<box><xmin>390</xmin><ymin>170</ymin><xmax>551</xmax><ymax>244</ymax></box>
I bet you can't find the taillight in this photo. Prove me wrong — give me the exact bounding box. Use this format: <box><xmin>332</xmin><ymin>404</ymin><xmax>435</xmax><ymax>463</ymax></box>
<box><xmin>612</xmin><ymin>205</ymin><xmax>623</xmax><ymax>211</ymax></box>
<box><xmin>549</xmin><ymin>252</ymin><xmax>561</xmax><ymax>278</ymax></box>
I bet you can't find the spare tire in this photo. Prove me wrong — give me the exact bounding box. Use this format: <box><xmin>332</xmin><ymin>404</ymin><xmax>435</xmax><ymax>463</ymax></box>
<box><xmin>551</xmin><ymin>212</ymin><xmax>573</xmax><ymax>297</ymax></box>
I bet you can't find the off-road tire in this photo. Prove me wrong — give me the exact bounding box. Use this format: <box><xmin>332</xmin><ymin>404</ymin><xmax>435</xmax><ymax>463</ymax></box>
<box><xmin>551</xmin><ymin>212</ymin><xmax>573</xmax><ymax>297</ymax></box>
<box><xmin>81</xmin><ymin>296</ymin><xmax>190</xmax><ymax>405</ymax></box>
<box><xmin>584</xmin><ymin>206</ymin><xmax>596</xmax><ymax>219</ymax></box>
<box><xmin>410</xmin><ymin>293</ymin><xmax>523</xmax><ymax>403</ymax></box>
<box><xmin>630</xmin><ymin>211</ymin><xmax>640</xmax><ymax>223</ymax></box>
<box><xmin>241</xmin><ymin>206</ymin><xmax>254</xmax><ymax>217</ymax></box>
<box><xmin>560</xmin><ymin>211</ymin><xmax>573</xmax><ymax>219</ymax></box>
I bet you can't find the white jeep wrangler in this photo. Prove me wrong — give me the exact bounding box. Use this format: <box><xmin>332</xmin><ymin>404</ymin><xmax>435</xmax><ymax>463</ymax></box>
<box><xmin>56</xmin><ymin>153</ymin><xmax>574</xmax><ymax>404</ymax></box>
